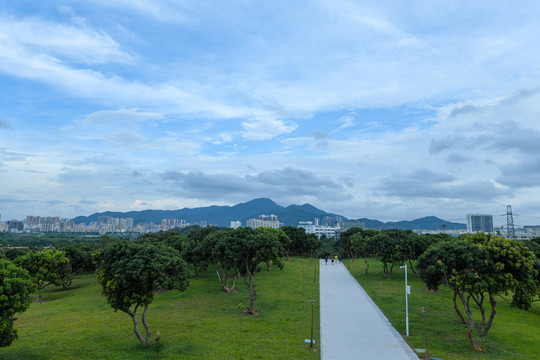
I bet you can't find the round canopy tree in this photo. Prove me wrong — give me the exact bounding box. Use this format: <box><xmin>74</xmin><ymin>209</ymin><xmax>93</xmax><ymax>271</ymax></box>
<box><xmin>0</xmin><ymin>259</ymin><xmax>36</xmax><ymax>347</ymax></box>
<box><xmin>14</xmin><ymin>249</ymin><xmax>72</xmax><ymax>299</ymax></box>
<box><xmin>418</xmin><ymin>234</ymin><xmax>537</xmax><ymax>351</ymax></box>
<box><xmin>96</xmin><ymin>241</ymin><xmax>190</xmax><ymax>346</ymax></box>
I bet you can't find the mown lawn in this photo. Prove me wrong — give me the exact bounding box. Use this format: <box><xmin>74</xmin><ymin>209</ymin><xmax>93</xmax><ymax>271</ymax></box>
<box><xmin>1</xmin><ymin>257</ymin><xmax>320</xmax><ymax>360</ymax></box>
<box><xmin>345</xmin><ymin>258</ymin><xmax>540</xmax><ymax>360</ymax></box>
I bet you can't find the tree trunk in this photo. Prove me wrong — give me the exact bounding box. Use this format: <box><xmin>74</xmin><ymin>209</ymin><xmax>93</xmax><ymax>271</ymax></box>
<box><xmin>193</xmin><ymin>263</ymin><xmax>199</xmax><ymax>278</ymax></box>
<box><xmin>456</xmin><ymin>291</ymin><xmax>486</xmax><ymax>352</ymax></box>
<box><xmin>244</xmin><ymin>272</ymin><xmax>257</xmax><ymax>314</ymax></box>
<box><xmin>62</xmin><ymin>278</ymin><xmax>72</xmax><ymax>290</ymax></box>
<box><xmin>408</xmin><ymin>260</ymin><xmax>418</xmax><ymax>277</ymax></box>
<box><xmin>389</xmin><ymin>263</ymin><xmax>395</xmax><ymax>278</ymax></box>
<box><xmin>452</xmin><ymin>292</ymin><xmax>467</xmax><ymax>325</ymax></box>
<box><xmin>124</xmin><ymin>306</ymin><xmax>146</xmax><ymax>345</ymax></box>
<box><xmin>266</xmin><ymin>261</ymin><xmax>272</xmax><ymax>271</ymax></box>
<box><xmin>141</xmin><ymin>304</ymin><xmax>152</xmax><ymax>345</ymax></box>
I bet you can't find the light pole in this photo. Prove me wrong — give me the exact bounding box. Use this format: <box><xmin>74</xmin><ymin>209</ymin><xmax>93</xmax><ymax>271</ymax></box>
<box><xmin>422</xmin><ymin>307</ymin><xmax>428</xmax><ymax>360</ymax></box>
<box><xmin>310</xmin><ymin>300</ymin><xmax>315</xmax><ymax>350</ymax></box>
<box><xmin>399</xmin><ymin>264</ymin><xmax>410</xmax><ymax>336</ymax></box>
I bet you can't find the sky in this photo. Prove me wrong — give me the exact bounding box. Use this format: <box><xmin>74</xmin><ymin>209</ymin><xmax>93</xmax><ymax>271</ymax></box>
<box><xmin>1</xmin><ymin>1</ymin><xmax>540</xmax><ymax>226</ymax></box>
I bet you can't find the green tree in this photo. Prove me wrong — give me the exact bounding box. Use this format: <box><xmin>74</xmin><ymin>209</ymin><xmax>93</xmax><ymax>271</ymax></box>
<box><xmin>522</xmin><ymin>238</ymin><xmax>540</xmax><ymax>304</ymax></box>
<box><xmin>366</xmin><ymin>231</ymin><xmax>405</xmax><ymax>279</ymax></box>
<box><xmin>234</xmin><ymin>228</ymin><xmax>284</xmax><ymax>314</ymax></box>
<box><xmin>340</xmin><ymin>227</ymin><xmax>365</xmax><ymax>259</ymax></box>
<box><xmin>96</xmin><ymin>241</ymin><xmax>190</xmax><ymax>346</ymax></box>
<box><xmin>183</xmin><ymin>227</ymin><xmax>217</xmax><ymax>277</ymax></box>
<box><xmin>254</xmin><ymin>228</ymin><xmax>291</xmax><ymax>268</ymax></box>
<box><xmin>346</xmin><ymin>229</ymin><xmax>379</xmax><ymax>274</ymax></box>
<box><xmin>15</xmin><ymin>249</ymin><xmax>72</xmax><ymax>298</ymax></box>
<box><xmin>60</xmin><ymin>243</ymin><xmax>97</xmax><ymax>275</ymax></box>
<box><xmin>211</xmin><ymin>230</ymin><xmax>242</xmax><ymax>292</ymax></box>
<box><xmin>281</xmin><ymin>226</ymin><xmax>321</xmax><ymax>257</ymax></box>
<box><xmin>417</xmin><ymin>234</ymin><xmax>537</xmax><ymax>351</ymax></box>
<box><xmin>3</xmin><ymin>248</ymin><xmax>30</xmax><ymax>261</ymax></box>
<box><xmin>0</xmin><ymin>259</ymin><xmax>36</xmax><ymax>347</ymax></box>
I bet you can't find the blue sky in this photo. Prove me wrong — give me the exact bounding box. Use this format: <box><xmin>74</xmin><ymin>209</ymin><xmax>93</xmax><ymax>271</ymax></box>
<box><xmin>2</xmin><ymin>1</ymin><xmax>540</xmax><ymax>225</ymax></box>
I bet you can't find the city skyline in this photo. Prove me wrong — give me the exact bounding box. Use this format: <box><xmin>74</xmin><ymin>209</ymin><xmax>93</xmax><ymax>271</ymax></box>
<box><xmin>2</xmin><ymin>2</ymin><xmax>540</xmax><ymax>226</ymax></box>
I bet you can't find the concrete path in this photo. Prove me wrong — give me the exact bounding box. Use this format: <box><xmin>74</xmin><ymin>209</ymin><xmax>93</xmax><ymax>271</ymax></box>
<box><xmin>319</xmin><ymin>260</ymin><xmax>418</xmax><ymax>360</ymax></box>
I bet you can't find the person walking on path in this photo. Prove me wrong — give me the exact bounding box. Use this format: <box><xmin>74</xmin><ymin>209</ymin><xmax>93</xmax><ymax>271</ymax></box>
<box><xmin>319</xmin><ymin>259</ymin><xmax>418</xmax><ymax>360</ymax></box>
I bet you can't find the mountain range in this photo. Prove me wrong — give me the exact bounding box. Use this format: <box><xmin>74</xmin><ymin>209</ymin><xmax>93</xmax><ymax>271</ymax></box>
<box><xmin>72</xmin><ymin>198</ymin><xmax>466</xmax><ymax>230</ymax></box>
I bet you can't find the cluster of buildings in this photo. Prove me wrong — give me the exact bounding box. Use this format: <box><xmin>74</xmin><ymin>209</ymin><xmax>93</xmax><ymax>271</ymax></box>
<box><xmin>232</xmin><ymin>215</ymin><xmax>364</xmax><ymax>241</ymax></box>
<box><xmin>1</xmin><ymin>212</ymin><xmax>539</xmax><ymax>240</ymax></box>
<box><xmin>0</xmin><ymin>214</ymin><xmax>197</xmax><ymax>235</ymax></box>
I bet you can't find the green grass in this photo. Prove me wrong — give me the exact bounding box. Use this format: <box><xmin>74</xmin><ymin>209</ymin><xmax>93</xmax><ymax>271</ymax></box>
<box><xmin>345</xmin><ymin>258</ymin><xmax>540</xmax><ymax>360</ymax></box>
<box><xmin>1</xmin><ymin>257</ymin><xmax>320</xmax><ymax>359</ymax></box>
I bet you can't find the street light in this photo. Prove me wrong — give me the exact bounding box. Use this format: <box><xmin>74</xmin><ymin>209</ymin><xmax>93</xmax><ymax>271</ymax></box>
<box><xmin>310</xmin><ymin>300</ymin><xmax>315</xmax><ymax>350</ymax></box>
<box><xmin>400</xmin><ymin>265</ymin><xmax>411</xmax><ymax>336</ymax></box>
<box><xmin>422</xmin><ymin>307</ymin><xmax>428</xmax><ymax>360</ymax></box>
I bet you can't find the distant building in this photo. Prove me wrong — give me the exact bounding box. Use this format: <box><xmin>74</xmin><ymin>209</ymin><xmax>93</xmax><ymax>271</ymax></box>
<box><xmin>246</xmin><ymin>214</ymin><xmax>281</xmax><ymax>229</ymax></box>
<box><xmin>230</xmin><ymin>220</ymin><xmax>241</xmax><ymax>229</ymax></box>
<box><xmin>7</xmin><ymin>220</ymin><xmax>24</xmax><ymax>232</ymax></box>
<box><xmin>467</xmin><ymin>214</ymin><xmax>494</xmax><ymax>233</ymax></box>
<box><xmin>298</xmin><ymin>221</ymin><xmax>340</xmax><ymax>239</ymax></box>
<box><xmin>322</xmin><ymin>216</ymin><xmax>341</xmax><ymax>227</ymax></box>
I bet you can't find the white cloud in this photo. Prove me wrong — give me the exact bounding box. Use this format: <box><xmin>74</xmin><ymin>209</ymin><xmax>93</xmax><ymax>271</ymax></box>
<box><xmin>242</xmin><ymin>114</ymin><xmax>297</xmax><ymax>140</ymax></box>
<box><xmin>0</xmin><ymin>16</ymin><xmax>130</xmax><ymax>64</ymax></box>
<box><xmin>84</xmin><ymin>109</ymin><xmax>164</xmax><ymax>124</ymax></box>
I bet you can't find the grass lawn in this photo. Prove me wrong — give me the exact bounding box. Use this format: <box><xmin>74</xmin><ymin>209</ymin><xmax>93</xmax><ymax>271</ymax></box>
<box><xmin>1</xmin><ymin>257</ymin><xmax>320</xmax><ymax>360</ymax></box>
<box><xmin>345</xmin><ymin>258</ymin><xmax>540</xmax><ymax>360</ymax></box>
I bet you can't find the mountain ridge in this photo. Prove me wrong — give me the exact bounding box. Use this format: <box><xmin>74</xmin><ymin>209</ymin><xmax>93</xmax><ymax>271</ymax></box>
<box><xmin>71</xmin><ymin>198</ymin><xmax>466</xmax><ymax>230</ymax></box>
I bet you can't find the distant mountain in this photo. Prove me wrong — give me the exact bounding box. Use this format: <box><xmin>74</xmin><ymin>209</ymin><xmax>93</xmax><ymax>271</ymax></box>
<box><xmin>72</xmin><ymin>198</ymin><xmax>283</xmax><ymax>227</ymax></box>
<box><xmin>72</xmin><ymin>198</ymin><xmax>466</xmax><ymax>230</ymax></box>
<box><xmin>352</xmin><ymin>216</ymin><xmax>466</xmax><ymax>231</ymax></box>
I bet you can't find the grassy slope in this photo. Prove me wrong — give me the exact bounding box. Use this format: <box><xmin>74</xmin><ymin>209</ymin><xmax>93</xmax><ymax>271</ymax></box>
<box><xmin>345</xmin><ymin>258</ymin><xmax>540</xmax><ymax>360</ymax></box>
<box><xmin>1</xmin><ymin>258</ymin><xmax>320</xmax><ymax>360</ymax></box>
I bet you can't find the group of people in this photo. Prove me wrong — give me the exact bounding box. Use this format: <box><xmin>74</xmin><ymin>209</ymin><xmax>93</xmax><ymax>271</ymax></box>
<box><xmin>324</xmin><ymin>254</ymin><xmax>341</xmax><ymax>265</ymax></box>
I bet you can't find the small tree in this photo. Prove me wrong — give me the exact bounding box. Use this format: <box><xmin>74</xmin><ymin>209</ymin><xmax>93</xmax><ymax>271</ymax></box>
<box><xmin>366</xmin><ymin>232</ymin><xmax>405</xmax><ymax>279</ymax></box>
<box><xmin>281</xmin><ymin>226</ymin><xmax>321</xmax><ymax>257</ymax></box>
<box><xmin>96</xmin><ymin>241</ymin><xmax>190</xmax><ymax>345</ymax></box>
<box><xmin>234</xmin><ymin>228</ymin><xmax>284</xmax><ymax>314</ymax></box>
<box><xmin>418</xmin><ymin>234</ymin><xmax>537</xmax><ymax>351</ymax></box>
<box><xmin>15</xmin><ymin>249</ymin><xmax>72</xmax><ymax>298</ymax></box>
<box><xmin>211</xmin><ymin>230</ymin><xmax>242</xmax><ymax>293</ymax></box>
<box><xmin>60</xmin><ymin>244</ymin><xmax>98</xmax><ymax>275</ymax></box>
<box><xmin>254</xmin><ymin>228</ymin><xmax>291</xmax><ymax>269</ymax></box>
<box><xmin>182</xmin><ymin>227</ymin><xmax>217</xmax><ymax>278</ymax></box>
<box><xmin>0</xmin><ymin>259</ymin><xmax>36</xmax><ymax>347</ymax></box>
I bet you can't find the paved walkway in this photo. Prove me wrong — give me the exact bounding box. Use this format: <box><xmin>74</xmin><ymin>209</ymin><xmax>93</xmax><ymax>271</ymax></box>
<box><xmin>320</xmin><ymin>260</ymin><xmax>418</xmax><ymax>360</ymax></box>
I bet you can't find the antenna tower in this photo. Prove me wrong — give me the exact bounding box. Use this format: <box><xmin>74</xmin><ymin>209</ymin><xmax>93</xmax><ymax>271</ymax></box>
<box><xmin>506</xmin><ymin>205</ymin><xmax>516</xmax><ymax>240</ymax></box>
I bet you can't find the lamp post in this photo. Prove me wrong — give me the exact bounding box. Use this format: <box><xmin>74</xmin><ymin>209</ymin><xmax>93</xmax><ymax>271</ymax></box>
<box><xmin>399</xmin><ymin>264</ymin><xmax>410</xmax><ymax>336</ymax></box>
<box><xmin>422</xmin><ymin>307</ymin><xmax>428</xmax><ymax>360</ymax></box>
<box><xmin>310</xmin><ymin>300</ymin><xmax>315</xmax><ymax>350</ymax></box>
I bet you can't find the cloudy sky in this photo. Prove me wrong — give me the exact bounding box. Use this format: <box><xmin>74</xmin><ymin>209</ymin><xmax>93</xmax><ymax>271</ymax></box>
<box><xmin>2</xmin><ymin>1</ymin><xmax>540</xmax><ymax>225</ymax></box>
